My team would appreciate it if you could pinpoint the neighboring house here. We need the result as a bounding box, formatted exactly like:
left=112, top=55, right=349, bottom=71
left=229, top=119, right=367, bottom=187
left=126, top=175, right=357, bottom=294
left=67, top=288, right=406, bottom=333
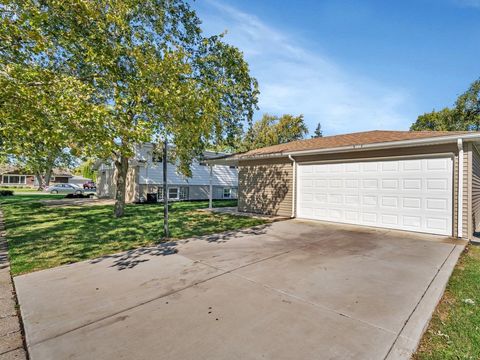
left=209, top=130, right=480, bottom=240
left=96, top=144, right=238, bottom=203
left=0, top=165, right=73, bottom=187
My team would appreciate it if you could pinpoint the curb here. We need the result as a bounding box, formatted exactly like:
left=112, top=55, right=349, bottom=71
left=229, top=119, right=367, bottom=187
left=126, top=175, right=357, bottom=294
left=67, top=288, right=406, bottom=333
left=385, top=243, right=465, bottom=359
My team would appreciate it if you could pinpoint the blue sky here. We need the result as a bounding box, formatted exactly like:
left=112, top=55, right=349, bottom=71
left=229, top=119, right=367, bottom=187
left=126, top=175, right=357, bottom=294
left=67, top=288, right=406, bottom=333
left=193, top=0, right=480, bottom=136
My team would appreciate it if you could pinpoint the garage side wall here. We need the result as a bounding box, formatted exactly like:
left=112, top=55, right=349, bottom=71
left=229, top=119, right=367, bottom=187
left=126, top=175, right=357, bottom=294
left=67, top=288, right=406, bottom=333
left=471, top=145, right=480, bottom=233
left=238, top=158, right=293, bottom=216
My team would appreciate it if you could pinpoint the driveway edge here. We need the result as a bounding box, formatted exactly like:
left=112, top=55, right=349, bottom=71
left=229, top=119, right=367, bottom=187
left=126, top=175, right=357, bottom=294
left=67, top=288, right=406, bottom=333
left=0, top=210, right=28, bottom=360
left=385, top=243, right=466, bottom=360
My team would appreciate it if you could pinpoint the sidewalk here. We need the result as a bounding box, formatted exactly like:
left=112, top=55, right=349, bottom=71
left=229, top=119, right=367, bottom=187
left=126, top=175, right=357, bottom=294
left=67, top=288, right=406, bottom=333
left=0, top=212, right=27, bottom=360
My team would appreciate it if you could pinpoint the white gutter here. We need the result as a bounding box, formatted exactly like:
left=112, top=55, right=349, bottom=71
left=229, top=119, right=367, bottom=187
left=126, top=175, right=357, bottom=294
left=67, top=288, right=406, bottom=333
left=457, top=138, right=463, bottom=238
left=288, top=155, right=296, bottom=218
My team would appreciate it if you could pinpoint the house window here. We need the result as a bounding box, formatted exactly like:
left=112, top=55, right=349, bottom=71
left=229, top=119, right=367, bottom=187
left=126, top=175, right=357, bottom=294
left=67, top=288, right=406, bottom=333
left=179, top=187, right=189, bottom=200
left=223, top=187, right=232, bottom=199
left=2, top=175, right=26, bottom=184
left=168, top=187, right=179, bottom=200
left=157, top=187, right=187, bottom=200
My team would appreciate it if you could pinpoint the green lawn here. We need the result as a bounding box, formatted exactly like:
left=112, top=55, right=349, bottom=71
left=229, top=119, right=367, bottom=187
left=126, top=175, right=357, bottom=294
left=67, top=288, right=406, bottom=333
left=0, top=187, right=40, bottom=193
left=0, top=195, right=265, bottom=275
left=414, top=245, right=480, bottom=360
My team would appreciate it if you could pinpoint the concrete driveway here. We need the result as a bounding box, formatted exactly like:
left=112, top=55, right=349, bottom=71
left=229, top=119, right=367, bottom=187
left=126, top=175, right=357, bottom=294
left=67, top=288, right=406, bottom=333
left=14, top=220, right=465, bottom=360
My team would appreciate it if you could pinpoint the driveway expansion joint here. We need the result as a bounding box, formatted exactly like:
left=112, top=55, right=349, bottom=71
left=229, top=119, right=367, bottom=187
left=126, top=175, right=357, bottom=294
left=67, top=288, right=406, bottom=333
left=184, top=241, right=399, bottom=336
left=229, top=264, right=398, bottom=336
left=30, top=247, right=300, bottom=347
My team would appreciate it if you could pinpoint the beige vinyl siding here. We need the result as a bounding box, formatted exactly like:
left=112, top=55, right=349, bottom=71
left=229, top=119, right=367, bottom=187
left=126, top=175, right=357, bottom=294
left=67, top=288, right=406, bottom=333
left=463, top=144, right=470, bottom=238
left=472, top=145, right=480, bottom=233
left=238, top=158, right=293, bottom=216
left=453, top=152, right=459, bottom=238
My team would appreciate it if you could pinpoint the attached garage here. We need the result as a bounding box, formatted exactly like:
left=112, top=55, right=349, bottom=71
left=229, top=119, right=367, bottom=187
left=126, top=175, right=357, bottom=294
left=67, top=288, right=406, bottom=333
left=296, top=157, right=453, bottom=236
left=210, top=130, right=480, bottom=240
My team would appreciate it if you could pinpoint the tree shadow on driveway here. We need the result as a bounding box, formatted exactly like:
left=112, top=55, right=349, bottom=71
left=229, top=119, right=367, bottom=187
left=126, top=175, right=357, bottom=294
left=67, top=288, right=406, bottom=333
left=89, top=223, right=273, bottom=271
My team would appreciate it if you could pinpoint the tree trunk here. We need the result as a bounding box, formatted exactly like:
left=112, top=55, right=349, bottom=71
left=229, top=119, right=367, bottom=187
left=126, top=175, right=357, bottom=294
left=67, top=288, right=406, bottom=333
left=114, top=155, right=129, bottom=218
left=44, top=166, right=53, bottom=187
left=35, top=172, right=44, bottom=191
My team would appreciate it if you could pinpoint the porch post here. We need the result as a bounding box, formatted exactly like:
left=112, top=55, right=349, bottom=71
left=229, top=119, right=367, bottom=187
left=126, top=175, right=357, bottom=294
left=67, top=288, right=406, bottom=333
left=209, top=164, right=213, bottom=209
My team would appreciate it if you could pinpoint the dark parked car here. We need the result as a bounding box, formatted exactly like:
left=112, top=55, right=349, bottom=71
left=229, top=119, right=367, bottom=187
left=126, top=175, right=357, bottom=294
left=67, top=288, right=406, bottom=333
left=83, top=181, right=96, bottom=190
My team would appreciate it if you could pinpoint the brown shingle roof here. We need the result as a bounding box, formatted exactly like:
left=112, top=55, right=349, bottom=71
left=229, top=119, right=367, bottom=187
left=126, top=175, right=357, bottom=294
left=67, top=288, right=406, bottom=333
left=239, top=130, right=472, bottom=158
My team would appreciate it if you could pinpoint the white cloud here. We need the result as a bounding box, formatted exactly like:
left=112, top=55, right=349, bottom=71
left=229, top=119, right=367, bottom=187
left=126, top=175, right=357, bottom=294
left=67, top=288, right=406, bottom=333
left=197, top=0, right=416, bottom=135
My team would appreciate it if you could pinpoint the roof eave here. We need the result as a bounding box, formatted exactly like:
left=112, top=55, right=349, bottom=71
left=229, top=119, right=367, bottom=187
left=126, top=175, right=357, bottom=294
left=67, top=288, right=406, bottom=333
left=206, top=132, right=480, bottom=165
left=285, top=132, right=480, bottom=157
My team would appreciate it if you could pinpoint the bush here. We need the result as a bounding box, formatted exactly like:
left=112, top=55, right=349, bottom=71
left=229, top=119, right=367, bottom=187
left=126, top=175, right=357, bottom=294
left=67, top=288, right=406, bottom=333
left=0, top=190, right=14, bottom=196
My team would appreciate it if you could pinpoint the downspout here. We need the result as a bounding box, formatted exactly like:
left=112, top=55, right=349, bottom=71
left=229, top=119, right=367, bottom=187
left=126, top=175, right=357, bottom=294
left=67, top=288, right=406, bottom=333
left=458, top=138, right=463, bottom=238
left=288, top=155, right=296, bottom=218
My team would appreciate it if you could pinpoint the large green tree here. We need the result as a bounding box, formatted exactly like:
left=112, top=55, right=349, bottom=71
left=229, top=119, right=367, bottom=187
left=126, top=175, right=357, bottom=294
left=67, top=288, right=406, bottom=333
left=455, top=79, right=480, bottom=130
left=1, top=1, right=258, bottom=216
left=0, top=64, right=105, bottom=188
left=241, top=114, right=308, bottom=151
left=410, top=78, right=480, bottom=131
left=410, top=108, right=458, bottom=131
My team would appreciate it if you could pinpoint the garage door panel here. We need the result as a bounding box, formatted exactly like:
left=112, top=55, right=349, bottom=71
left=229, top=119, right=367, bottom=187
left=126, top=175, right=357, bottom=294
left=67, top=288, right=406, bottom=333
left=427, top=158, right=449, bottom=170
left=362, top=195, right=377, bottom=206
left=345, top=210, right=359, bottom=221
left=381, top=179, right=399, bottom=189
left=297, top=157, right=453, bottom=236
left=381, top=214, right=399, bottom=225
left=403, top=160, right=422, bottom=171
left=381, top=196, right=398, bottom=208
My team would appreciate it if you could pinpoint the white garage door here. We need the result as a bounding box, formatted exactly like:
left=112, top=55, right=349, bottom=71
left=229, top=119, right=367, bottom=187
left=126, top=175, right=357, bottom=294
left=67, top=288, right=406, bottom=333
left=296, top=157, right=453, bottom=235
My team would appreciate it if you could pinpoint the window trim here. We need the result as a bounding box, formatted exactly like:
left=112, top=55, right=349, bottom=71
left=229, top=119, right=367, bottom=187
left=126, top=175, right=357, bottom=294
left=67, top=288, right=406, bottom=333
left=223, top=187, right=232, bottom=199
left=179, top=186, right=189, bottom=200
left=168, top=187, right=179, bottom=200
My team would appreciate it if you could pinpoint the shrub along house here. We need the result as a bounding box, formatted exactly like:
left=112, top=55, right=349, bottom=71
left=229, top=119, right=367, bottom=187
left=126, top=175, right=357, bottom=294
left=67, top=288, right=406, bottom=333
left=208, top=130, right=480, bottom=240
left=96, top=143, right=238, bottom=203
